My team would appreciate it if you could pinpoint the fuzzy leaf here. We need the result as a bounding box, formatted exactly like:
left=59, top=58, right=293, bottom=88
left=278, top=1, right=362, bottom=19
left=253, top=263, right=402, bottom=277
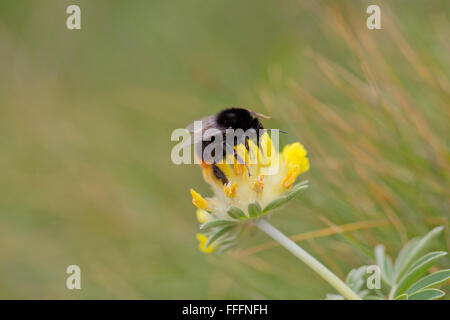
left=248, top=202, right=262, bottom=218
left=263, top=196, right=288, bottom=213
left=345, top=266, right=367, bottom=292
left=375, top=245, right=392, bottom=285
left=394, top=226, right=444, bottom=281
left=384, top=256, right=394, bottom=284
left=285, top=184, right=308, bottom=201
left=204, top=225, right=236, bottom=249
left=227, top=206, right=246, bottom=220
left=291, top=180, right=309, bottom=190
left=394, top=251, right=447, bottom=297
left=200, top=220, right=236, bottom=230
left=325, top=294, right=344, bottom=300
left=408, top=288, right=445, bottom=300
left=393, top=238, right=420, bottom=280
left=365, top=295, right=387, bottom=300
left=406, top=269, right=450, bottom=295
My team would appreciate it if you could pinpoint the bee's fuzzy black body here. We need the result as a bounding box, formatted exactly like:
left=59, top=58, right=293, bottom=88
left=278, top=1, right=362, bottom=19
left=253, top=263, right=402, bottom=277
left=216, top=108, right=264, bottom=133
left=204, top=108, right=266, bottom=185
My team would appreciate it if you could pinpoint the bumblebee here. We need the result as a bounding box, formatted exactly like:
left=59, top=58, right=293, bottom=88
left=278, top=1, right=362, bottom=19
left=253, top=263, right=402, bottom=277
left=186, top=108, right=271, bottom=185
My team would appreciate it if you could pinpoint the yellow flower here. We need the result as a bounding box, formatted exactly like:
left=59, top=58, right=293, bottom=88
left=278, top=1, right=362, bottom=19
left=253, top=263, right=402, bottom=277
left=196, top=233, right=216, bottom=253
left=191, top=132, right=309, bottom=253
left=190, top=188, right=209, bottom=210
left=252, top=174, right=264, bottom=193
left=196, top=208, right=211, bottom=224
left=283, top=142, right=310, bottom=172
left=223, top=182, right=237, bottom=198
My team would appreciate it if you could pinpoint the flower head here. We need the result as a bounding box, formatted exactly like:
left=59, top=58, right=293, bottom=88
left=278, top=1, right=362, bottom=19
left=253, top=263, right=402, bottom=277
left=191, top=132, right=309, bottom=253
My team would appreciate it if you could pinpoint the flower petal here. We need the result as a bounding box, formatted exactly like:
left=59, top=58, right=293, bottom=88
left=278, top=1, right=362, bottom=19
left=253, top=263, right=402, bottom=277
left=196, top=234, right=216, bottom=253
left=190, top=188, right=209, bottom=210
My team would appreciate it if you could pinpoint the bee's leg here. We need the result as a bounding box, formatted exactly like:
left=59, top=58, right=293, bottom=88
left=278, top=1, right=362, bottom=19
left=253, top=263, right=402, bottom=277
left=243, top=136, right=256, bottom=160
left=244, top=136, right=250, bottom=152
left=212, top=162, right=229, bottom=185
left=256, top=132, right=265, bottom=156
left=225, top=142, right=251, bottom=176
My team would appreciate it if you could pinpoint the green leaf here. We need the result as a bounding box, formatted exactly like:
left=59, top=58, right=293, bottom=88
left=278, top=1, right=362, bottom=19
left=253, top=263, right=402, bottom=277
left=285, top=184, right=308, bottom=201
left=200, top=220, right=236, bottom=230
left=384, top=256, right=394, bottom=284
left=406, top=269, right=450, bottom=295
left=248, top=202, right=262, bottom=217
left=394, top=226, right=444, bottom=281
left=365, top=295, right=387, bottom=300
left=204, top=225, right=236, bottom=249
left=394, top=251, right=447, bottom=296
left=394, top=294, right=408, bottom=300
left=260, top=181, right=308, bottom=213
left=375, top=245, right=385, bottom=268
left=375, top=245, right=393, bottom=285
left=227, top=206, right=246, bottom=220
left=345, top=266, right=367, bottom=292
left=325, top=294, right=344, bottom=300
left=393, top=238, right=420, bottom=280
left=408, top=288, right=445, bottom=300
left=263, top=196, right=288, bottom=213
left=291, top=180, right=309, bottom=190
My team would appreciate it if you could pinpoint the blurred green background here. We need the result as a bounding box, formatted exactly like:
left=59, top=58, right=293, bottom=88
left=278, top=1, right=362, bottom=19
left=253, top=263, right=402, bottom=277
left=0, top=0, right=448, bottom=299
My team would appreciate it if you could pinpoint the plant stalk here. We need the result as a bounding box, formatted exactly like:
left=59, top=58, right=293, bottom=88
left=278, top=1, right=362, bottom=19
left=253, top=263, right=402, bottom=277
left=255, top=219, right=361, bottom=300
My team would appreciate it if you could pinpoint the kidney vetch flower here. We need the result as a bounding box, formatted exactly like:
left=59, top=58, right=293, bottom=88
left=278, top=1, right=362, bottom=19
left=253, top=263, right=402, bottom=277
left=190, top=132, right=309, bottom=253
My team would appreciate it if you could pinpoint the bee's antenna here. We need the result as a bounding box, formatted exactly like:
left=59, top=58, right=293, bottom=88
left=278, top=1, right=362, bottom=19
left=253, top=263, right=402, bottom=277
left=250, top=111, right=272, bottom=119
left=268, top=129, right=288, bottom=134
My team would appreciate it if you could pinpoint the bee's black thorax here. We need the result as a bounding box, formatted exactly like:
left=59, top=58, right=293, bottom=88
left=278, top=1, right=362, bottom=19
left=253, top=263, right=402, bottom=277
left=216, top=108, right=263, bottom=132
left=207, top=108, right=266, bottom=185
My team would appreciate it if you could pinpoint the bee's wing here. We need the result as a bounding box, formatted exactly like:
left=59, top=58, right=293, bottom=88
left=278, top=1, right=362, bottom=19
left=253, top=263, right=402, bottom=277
left=186, top=115, right=215, bottom=132
left=184, top=115, right=219, bottom=146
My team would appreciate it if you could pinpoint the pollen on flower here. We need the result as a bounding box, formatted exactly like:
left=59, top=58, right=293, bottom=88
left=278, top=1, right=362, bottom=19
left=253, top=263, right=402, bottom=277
left=223, top=182, right=237, bottom=198
left=196, top=233, right=215, bottom=253
left=233, top=163, right=245, bottom=176
left=282, top=166, right=301, bottom=189
left=190, top=188, right=209, bottom=210
left=252, top=174, right=264, bottom=193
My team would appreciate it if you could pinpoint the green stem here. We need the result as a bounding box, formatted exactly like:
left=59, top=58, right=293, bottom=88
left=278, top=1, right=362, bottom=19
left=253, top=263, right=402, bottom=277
left=255, top=219, right=361, bottom=300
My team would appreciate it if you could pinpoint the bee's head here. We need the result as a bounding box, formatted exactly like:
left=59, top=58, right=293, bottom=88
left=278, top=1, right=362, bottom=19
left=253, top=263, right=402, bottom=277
left=216, top=108, right=265, bottom=131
